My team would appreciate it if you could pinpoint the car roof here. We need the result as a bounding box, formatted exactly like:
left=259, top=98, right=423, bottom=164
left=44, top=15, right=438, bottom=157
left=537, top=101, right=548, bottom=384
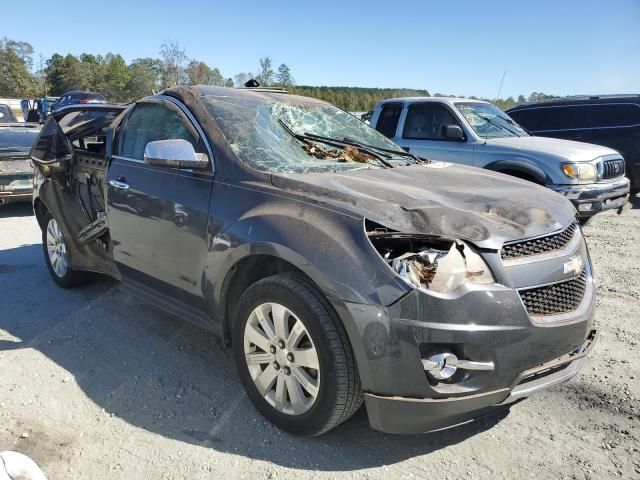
left=169, top=85, right=329, bottom=106
left=51, top=103, right=127, bottom=120
left=378, top=96, right=489, bottom=106
left=62, top=91, right=104, bottom=96
left=508, top=94, right=640, bottom=110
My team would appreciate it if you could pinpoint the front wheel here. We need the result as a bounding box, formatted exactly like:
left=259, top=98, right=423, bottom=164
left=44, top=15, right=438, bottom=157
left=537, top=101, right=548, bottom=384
left=578, top=216, right=594, bottom=227
left=232, top=274, right=363, bottom=436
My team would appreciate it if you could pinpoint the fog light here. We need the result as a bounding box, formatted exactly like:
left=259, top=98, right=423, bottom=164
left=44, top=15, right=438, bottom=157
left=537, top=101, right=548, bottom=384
left=421, top=351, right=495, bottom=381
left=422, top=352, right=459, bottom=380
left=578, top=203, right=593, bottom=212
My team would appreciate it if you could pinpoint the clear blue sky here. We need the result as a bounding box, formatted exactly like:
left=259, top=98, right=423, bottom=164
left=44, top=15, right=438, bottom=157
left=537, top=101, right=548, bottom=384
left=4, top=0, right=639, bottom=98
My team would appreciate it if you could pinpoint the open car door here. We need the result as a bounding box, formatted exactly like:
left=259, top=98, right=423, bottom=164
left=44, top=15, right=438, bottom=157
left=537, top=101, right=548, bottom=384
left=30, top=105, right=127, bottom=278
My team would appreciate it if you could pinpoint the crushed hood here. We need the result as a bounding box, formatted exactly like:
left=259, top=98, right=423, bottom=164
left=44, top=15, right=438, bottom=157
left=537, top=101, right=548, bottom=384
left=484, top=136, right=619, bottom=162
left=271, top=163, right=576, bottom=249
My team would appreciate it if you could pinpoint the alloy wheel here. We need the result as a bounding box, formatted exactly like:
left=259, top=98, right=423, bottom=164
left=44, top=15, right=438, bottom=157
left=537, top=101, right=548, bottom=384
left=46, top=218, right=68, bottom=278
left=243, top=302, right=320, bottom=415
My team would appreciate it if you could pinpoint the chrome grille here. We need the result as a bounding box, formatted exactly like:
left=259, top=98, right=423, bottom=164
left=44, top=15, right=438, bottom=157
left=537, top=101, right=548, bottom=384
left=501, top=223, right=577, bottom=260
left=602, top=158, right=625, bottom=179
left=519, top=270, right=587, bottom=316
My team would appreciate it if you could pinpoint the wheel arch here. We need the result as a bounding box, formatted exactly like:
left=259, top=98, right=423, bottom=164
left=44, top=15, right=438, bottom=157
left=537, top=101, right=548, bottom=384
left=32, top=196, right=49, bottom=230
left=484, top=159, right=549, bottom=185
left=218, top=250, right=331, bottom=347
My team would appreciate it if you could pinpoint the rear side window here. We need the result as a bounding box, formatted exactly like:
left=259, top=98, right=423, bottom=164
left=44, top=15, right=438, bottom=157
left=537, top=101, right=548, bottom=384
left=85, top=93, right=107, bottom=101
left=403, top=104, right=458, bottom=140
left=508, top=109, right=539, bottom=130
left=120, top=102, right=199, bottom=160
left=535, top=106, right=593, bottom=131
left=596, top=104, right=640, bottom=128
left=375, top=103, right=402, bottom=138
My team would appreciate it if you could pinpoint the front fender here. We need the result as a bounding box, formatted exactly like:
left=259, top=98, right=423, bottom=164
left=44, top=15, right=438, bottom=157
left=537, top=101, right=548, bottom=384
left=209, top=211, right=409, bottom=309
left=484, top=159, right=550, bottom=185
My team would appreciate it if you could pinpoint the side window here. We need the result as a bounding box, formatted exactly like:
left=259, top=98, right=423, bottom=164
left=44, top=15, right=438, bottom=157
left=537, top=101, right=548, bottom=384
left=120, top=103, right=200, bottom=160
left=403, top=104, right=459, bottom=140
left=375, top=104, right=402, bottom=138
left=508, top=109, right=539, bottom=131
left=536, top=106, right=593, bottom=131
left=596, top=104, right=640, bottom=128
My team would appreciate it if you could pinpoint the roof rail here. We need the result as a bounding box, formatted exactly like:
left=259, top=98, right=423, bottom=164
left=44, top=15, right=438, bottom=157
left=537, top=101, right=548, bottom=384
left=237, top=78, right=288, bottom=94
left=236, top=87, right=289, bottom=93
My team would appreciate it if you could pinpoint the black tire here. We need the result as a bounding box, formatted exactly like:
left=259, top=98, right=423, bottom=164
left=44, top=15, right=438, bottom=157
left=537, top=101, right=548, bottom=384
left=578, top=216, right=594, bottom=227
left=232, top=273, right=363, bottom=436
left=41, top=211, right=85, bottom=288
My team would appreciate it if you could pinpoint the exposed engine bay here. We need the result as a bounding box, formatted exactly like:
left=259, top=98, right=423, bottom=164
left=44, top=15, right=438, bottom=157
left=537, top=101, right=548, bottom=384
left=366, top=221, right=495, bottom=293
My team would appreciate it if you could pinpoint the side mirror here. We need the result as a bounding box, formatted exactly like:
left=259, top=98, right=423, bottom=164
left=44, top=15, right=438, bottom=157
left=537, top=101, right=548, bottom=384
left=443, top=125, right=465, bottom=141
left=144, top=139, right=209, bottom=170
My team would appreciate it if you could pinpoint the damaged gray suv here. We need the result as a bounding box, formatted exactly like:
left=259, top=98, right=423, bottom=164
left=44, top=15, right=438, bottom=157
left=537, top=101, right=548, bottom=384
left=30, top=86, right=597, bottom=436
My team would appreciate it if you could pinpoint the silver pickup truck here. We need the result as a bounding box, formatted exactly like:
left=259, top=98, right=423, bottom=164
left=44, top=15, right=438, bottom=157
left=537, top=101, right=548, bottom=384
left=370, top=97, right=630, bottom=223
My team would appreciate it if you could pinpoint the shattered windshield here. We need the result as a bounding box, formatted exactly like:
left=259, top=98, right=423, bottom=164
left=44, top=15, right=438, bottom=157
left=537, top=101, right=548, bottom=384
left=201, top=94, right=410, bottom=174
left=455, top=102, right=528, bottom=138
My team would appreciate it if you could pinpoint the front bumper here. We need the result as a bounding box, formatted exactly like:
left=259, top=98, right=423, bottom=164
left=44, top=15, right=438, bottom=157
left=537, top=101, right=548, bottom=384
left=329, top=230, right=596, bottom=434
left=364, top=330, right=596, bottom=434
left=550, top=177, right=630, bottom=217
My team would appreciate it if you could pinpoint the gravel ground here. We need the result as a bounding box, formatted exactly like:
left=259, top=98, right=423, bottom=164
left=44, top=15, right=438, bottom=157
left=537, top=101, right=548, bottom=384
left=1, top=199, right=639, bottom=480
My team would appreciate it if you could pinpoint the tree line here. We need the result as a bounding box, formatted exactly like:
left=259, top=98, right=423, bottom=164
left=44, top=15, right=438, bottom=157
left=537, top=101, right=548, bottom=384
left=1, top=37, right=559, bottom=111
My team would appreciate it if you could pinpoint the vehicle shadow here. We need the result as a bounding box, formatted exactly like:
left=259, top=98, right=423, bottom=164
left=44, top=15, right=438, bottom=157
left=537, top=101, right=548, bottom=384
left=0, top=243, right=509, bottom=472
left=0, top=203, right=33, bottom=218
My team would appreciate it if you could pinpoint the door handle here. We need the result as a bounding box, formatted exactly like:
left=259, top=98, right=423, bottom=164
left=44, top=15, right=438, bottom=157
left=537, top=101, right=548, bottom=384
left=109, top=179, right=129, bottom=190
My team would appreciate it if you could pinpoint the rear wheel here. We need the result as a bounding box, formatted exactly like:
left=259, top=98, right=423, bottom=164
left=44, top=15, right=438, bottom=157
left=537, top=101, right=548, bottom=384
left=42, top=212, right=84, bottom=288
left=232, top=273, right=362, bottom=436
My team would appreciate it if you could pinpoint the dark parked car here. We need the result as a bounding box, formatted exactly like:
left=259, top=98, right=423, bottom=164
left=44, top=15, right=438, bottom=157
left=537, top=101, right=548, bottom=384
left=507, top=95, right=640, bottom=193
left=0, top=104, right=18, bottom=123
left=30, top=86, right=596, bottom=436
left=54, top=91, right=107, bottom=110
left=0, top=123, right=40, bottom=206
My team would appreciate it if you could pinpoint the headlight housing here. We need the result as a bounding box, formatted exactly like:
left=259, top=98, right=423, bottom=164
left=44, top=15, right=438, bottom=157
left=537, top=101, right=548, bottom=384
left=561, top=162, right=597, bottom=181
left=367, top=222, right=495, bottom=293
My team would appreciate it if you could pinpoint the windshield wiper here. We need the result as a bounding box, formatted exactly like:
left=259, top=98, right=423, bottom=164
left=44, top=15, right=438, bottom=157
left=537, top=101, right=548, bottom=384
left=498, top=116, right=530, bottom=135
left=477, top=114, right=520, bottom=136
left=278, top=118, right=393, bottom=168
left=301, top=132, right=395, bottom=168
left=341, top=136, right=429, bottom=165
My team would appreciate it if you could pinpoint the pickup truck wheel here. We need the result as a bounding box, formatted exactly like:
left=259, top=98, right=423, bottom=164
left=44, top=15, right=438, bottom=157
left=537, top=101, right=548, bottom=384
left=232, top=273, right=363, bottom=436
left=42, top=213, right=83, bottom=288
left=578, top=216, right=594, bottom=227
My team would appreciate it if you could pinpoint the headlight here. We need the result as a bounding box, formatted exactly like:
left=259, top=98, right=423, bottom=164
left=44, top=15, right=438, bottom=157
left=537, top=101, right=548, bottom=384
left=561, top=163, right=597, bottom=181
left=367, top=223, right=495, bottom=293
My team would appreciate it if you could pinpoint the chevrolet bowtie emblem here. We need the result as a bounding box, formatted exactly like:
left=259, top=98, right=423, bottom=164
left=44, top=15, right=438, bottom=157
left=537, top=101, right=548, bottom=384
left=563, top=255, right=584, bottom=275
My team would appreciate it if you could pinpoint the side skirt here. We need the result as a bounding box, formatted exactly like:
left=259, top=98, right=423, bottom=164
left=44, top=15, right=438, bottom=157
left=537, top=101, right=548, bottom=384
left=120, top=276, right=220, bottom=337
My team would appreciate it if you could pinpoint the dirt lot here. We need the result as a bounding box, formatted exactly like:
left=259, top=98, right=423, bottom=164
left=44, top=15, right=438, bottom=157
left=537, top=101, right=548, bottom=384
left=1, top=200, right=639, bottom=480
